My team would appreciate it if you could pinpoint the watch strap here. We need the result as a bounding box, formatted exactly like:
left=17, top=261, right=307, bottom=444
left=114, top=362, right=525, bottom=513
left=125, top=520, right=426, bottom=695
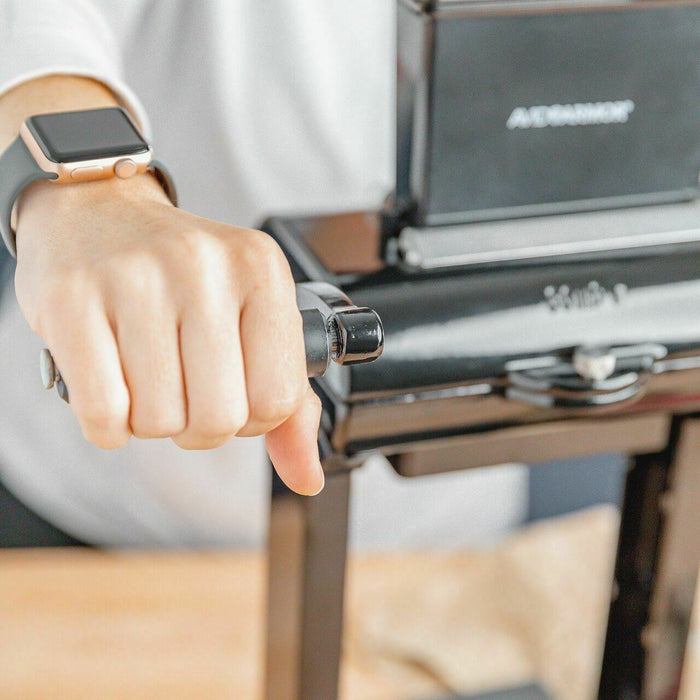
left=0, top=144, right=177, bottom=260
left=0, top=136, right=57, bottom=258
left=149, top=159, right=178, bottom=208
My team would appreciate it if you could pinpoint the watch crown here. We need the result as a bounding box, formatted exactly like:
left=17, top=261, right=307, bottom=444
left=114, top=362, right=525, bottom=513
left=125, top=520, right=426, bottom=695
left=114, top=158, right=138, bottom=179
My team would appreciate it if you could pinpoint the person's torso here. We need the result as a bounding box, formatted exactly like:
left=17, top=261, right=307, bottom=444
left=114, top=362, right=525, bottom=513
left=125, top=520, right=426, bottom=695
left=0, top=1, right=527, bottom=548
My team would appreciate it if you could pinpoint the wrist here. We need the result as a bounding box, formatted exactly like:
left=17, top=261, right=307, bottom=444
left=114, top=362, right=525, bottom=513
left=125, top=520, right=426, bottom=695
left=1, top=106, right=176, bottom=258
left=23, top=171, right=171, bottom=205
left=22, top=168, right=170, bottom=208
left=15, top=172, right=173, bottom=246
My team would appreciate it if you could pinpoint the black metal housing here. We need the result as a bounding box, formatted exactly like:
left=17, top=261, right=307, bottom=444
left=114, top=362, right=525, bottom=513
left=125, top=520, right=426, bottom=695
left=397, top=0, right=700, bottom=226
left=264, top=208, right=700, bottom=455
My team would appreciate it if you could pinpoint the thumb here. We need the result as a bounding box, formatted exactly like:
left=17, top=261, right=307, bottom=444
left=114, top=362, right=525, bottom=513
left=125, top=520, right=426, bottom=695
left=265, top=385, right=325, bottom=496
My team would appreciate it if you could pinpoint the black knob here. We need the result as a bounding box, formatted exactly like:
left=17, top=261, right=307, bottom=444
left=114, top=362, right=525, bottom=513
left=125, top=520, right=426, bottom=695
left=333, top=308, right=385, bottom=365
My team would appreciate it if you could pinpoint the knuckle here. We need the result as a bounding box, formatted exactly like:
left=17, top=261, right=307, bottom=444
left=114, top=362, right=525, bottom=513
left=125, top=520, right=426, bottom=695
left=77, top=398, right=128, bottom=433
left=172, top=434, right=230, bottom=451
left=169, top=229, right=220, bottom=271
left=305, top=389, right=323, bottom=426
left=187, top=405, right=249, bottom=441
left=77, top=397, right=130, bottom=449
left=109, top=251, right=166, bottom=297
left=248, top=399, right=290, bottom=428
left=250, top=381, right=306, bottom=426
left=308, top=388, right=323, bottom=415
left=240, top=230, right=289, bottom=273
left=131, top=412, right=187, bottom=440
left=36, top=274, right=87, bottom=314
left=83, top=428, right=130, bottom=451
left=245, top=228, right=279, bottom=255
left=31, top=273, right=99, bottom=335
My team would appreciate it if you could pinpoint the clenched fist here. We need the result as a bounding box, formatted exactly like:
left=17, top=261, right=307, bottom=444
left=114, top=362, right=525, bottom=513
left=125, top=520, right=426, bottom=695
left=13, top=173, right=324, bottom=496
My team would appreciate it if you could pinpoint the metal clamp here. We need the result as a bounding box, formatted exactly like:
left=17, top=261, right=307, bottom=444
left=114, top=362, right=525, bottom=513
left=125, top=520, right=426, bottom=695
left=505, top=343, right=667, bottom=409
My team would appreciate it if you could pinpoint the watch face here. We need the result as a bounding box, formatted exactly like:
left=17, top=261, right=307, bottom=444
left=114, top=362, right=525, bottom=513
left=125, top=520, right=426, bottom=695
left=26, top=107, right=149, bottom=163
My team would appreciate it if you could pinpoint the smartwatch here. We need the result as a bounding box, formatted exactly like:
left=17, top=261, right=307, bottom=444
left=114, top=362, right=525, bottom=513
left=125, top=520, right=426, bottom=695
left=0, top=106, right=177, bottom=258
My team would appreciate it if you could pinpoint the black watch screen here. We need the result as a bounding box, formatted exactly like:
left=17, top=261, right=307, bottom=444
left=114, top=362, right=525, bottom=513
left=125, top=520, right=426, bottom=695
left=26, top=107, right=149, bottom=163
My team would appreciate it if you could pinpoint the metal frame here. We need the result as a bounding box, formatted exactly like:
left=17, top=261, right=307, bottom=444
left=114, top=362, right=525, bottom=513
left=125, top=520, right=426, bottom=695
left=265, top=413, right=700, bottom=700
left=264, top=466, right=351, bottom=700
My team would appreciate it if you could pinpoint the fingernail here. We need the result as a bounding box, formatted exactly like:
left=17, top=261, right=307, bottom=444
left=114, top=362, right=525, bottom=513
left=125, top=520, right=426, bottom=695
left=308, top=461, right=325, bottom=496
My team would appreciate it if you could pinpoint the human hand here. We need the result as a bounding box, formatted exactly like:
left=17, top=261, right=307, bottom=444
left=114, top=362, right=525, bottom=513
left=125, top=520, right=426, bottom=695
left=13, top=174, right=324, bottom=496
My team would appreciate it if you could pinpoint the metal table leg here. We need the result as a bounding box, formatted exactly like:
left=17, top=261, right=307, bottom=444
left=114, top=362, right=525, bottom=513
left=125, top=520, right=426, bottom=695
left=643, top=417, right=700, bottom=700
left=264, top=417, right=698, bottom=700
left=598, top=416, right=700, bottom=700
left=264, top=461, right=351, bottom=700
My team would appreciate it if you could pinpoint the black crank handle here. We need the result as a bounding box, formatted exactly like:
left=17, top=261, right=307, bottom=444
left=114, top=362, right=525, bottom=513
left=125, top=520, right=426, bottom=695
left=39, top=282, right=384, bottom=403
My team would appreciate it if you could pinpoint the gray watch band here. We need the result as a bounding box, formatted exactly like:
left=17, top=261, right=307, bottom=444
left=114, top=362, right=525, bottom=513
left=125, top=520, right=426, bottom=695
left=0, top=136, right=57, bottom=258
left=0, top=140, right=178, bottom=260
left=149, top=159, right=178, bottom=209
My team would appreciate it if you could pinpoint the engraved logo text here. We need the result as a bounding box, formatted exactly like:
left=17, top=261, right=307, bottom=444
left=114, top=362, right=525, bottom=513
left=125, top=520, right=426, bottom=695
left=507, top=100, right=635, bottom=130
left=544, top=281, right=628, bottom=312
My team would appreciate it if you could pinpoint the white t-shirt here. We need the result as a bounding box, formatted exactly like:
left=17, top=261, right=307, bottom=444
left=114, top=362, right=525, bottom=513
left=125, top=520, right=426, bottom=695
left=0, top=0, right=527, bottom=547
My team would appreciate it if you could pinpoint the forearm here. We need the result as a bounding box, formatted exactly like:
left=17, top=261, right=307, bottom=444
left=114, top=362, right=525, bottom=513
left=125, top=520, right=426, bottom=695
left=0, top=75, right=119, bottom=154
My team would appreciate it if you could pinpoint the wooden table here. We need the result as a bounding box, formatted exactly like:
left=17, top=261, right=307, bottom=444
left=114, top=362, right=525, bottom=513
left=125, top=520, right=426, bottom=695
left=0, top=507, right=696, bottom=700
